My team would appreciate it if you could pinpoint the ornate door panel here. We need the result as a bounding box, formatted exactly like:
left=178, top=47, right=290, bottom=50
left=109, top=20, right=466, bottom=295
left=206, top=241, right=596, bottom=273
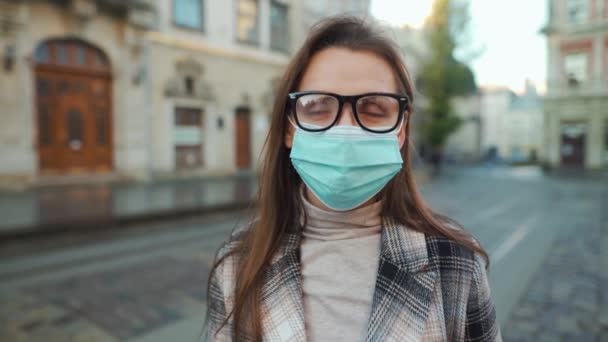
left=57, top=87, right=90, bottom=171
left=235, top=107, right=251, bottom=170
left=89, top=78, right=113, bottom=171
left=36, top=73, right=59, bottom=171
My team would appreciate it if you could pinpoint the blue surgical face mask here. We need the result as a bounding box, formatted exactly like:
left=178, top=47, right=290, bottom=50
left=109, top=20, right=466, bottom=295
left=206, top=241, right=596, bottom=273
left=289, top=122, right=403, bottom=211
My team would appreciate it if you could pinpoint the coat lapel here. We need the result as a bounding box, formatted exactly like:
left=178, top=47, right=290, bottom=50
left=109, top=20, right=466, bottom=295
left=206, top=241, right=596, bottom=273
left=365, top=218, right=439, bottom=342
left=259, top=219, right=439, bottom=341
left=260, top=232, right=307, bottom=342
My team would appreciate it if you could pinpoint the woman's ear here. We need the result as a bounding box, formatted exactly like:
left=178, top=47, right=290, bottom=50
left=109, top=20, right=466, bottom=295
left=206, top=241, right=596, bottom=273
left=285, top=115, right=295, bottom=148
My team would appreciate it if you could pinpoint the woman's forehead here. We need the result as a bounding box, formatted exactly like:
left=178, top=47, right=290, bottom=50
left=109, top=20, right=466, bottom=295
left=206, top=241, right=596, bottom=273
left=297, top=47, right=398, bottom=94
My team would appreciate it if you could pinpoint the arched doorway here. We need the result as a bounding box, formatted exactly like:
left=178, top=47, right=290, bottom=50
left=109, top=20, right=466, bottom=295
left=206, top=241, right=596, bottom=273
left=34, top=38, right=113, bottom=173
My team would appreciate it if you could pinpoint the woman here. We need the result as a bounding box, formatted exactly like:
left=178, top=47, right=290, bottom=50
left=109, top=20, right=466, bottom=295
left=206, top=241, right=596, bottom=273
left=203, top=15, right=502, bottom=341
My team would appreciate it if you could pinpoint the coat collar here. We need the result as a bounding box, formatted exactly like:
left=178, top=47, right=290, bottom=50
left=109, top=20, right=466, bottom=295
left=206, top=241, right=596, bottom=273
left=260, top=218, right=440, bottom=341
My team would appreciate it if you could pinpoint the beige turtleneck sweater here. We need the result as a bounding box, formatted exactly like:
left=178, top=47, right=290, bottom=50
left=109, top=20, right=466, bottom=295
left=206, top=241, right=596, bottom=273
left=299, top=186, right=382, bottom=341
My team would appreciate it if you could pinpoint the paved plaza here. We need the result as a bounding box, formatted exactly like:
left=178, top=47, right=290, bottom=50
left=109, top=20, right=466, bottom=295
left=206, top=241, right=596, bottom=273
left=0, top=166, right=606, bottom=341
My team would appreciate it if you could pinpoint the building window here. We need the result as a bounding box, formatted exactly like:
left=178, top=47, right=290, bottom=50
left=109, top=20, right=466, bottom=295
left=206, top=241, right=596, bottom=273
left=548, top=0, right=554, bottom=22
left=236, top=0, right=259, bottom=45
left=75, top=45, right=86, bottom=66
left=38, top=106, right=52, bottom=146
left=96, top=108, right=108, bottom=145
left=567, top=0, right=587, bottom=23
left=56, top=41, right=69, bottom=65
left=174, top=107, right=204, bottom=168
left=270, top=1, right=289, bottom=52
left=68, top=108, right=84, bottom=144
left=564, top=53, right=588, bottom=85
left=174, top=0, right=204, bottom=30
left=185, top=76, right=195, bottom=95
left=34, top=39, right=111, bottom=72
left=34, top=43, right=50, bottom=63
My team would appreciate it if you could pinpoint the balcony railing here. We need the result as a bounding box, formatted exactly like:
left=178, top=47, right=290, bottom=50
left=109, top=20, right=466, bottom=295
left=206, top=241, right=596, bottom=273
left=546, top=78, right=608, bottom=98
left=94, top=0, right=157, bottom=29
left=541, top=18, right=608, bottom=35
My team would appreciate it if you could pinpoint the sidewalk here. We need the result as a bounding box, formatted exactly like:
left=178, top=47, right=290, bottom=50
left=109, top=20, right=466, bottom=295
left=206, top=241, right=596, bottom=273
left=544, top=167, right=608, bottom=181
left=0, top=175, right=258, bottom=240
left=0, top=165, right=435, bottom=241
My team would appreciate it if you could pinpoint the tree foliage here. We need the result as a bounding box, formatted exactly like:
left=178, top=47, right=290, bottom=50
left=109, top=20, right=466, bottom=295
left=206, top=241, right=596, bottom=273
left=419, top=0, right=478, bottom=148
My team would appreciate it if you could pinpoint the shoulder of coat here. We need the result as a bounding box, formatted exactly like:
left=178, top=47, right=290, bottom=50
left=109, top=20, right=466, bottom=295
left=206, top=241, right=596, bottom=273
left=425, top=233, right=478, bottom=273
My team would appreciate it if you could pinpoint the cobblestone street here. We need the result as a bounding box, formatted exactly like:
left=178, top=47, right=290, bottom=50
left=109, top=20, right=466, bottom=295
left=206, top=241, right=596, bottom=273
left=0, top=166, right=606, bottom=341
left=0, top=212, right=238, bottom=342
left=502, top=188, right=608, bottom=341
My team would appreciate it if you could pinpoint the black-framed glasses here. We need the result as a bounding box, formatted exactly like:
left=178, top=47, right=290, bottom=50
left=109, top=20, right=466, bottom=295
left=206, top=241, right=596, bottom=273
left=288, top=91, right=409, bottom=133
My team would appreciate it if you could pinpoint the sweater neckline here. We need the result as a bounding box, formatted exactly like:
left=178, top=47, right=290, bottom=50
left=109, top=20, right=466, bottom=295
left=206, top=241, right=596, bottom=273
left=300, top=185, right=383, bottom=241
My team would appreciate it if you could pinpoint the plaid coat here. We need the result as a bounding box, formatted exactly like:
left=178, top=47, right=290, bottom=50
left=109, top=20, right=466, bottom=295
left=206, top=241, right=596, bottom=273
left=202, top=218, right=502, bottom=341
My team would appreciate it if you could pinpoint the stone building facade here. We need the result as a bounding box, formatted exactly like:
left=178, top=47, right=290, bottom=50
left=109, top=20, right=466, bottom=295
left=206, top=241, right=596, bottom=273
left=477, top=84, right=544, bottom=163
left=0, top=0, right=370, bottom=183
left=542, top=0, right=608, bottom=169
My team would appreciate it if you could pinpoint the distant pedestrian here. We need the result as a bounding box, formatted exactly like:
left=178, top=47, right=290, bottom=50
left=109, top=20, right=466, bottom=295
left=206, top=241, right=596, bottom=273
left=202, top=15, right=501, bottom=342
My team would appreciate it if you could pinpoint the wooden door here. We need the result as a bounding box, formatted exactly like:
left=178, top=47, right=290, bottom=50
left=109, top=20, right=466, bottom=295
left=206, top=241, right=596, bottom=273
left=37, top=72, right=112, bottom=173
left=34, top=38, right=113, bottom=174
left=235, top=107, right=251, bottom=170
left=560, top=122, right=586, bottom=167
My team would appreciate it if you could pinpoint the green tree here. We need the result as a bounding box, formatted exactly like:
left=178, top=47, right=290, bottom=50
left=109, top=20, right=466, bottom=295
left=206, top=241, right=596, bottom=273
left=418, top=0, right=478, bottom=155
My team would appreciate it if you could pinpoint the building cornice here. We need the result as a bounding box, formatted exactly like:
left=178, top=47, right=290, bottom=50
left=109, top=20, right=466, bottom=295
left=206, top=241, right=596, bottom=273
left=145, top=31, right=290, bottom=67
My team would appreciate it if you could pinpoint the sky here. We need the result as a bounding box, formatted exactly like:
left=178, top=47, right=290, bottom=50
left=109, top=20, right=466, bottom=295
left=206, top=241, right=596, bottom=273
left=370, top=0, right=548, bottom=94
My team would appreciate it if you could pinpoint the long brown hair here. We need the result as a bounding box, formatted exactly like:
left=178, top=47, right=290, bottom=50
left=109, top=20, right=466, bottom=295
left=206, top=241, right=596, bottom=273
left=207, top=15, right=488, bottom=341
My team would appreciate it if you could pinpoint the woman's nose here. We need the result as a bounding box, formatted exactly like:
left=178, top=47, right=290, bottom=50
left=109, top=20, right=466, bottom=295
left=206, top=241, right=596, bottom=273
left=335, top=103, right=357, bottom=126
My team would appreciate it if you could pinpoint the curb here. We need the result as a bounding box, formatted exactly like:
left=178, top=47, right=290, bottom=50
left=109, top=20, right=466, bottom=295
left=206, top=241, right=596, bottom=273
left=0, top=201, right=253, bottom=242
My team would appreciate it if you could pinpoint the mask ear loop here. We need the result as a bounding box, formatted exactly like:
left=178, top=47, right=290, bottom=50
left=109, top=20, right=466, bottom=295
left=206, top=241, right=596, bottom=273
left=285, top=99, right=297, bottom=128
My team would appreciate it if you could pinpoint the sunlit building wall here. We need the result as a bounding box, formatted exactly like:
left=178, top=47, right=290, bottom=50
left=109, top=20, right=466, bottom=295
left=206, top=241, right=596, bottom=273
left=542, top=0, right=608, bottom=169
left=478, top=85, right=544, bottom=163
left=444, top=94, right=483, bottom=162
